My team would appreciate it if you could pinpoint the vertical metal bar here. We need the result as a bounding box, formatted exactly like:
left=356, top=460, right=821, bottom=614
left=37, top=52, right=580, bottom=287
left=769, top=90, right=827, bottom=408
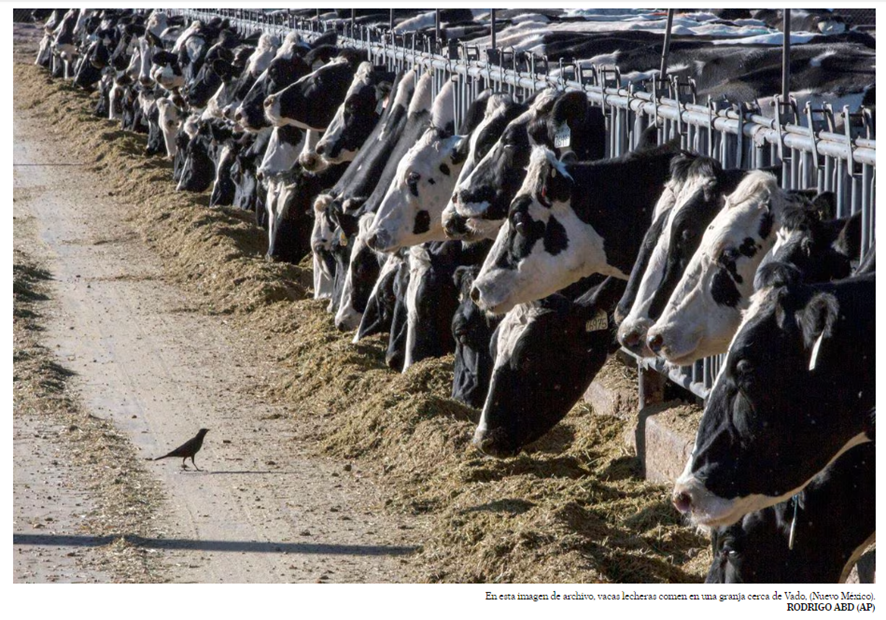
left=351, top=9, right=356, bottom=38
left=782, top=9, right=792, bottom=105
left=390, top=8, right=394, bottom=32
left=490, top=9, right=496, bottom=50
left=435, top=9, right=440, bottom=50
left=660, top=9, right=675, bottom=81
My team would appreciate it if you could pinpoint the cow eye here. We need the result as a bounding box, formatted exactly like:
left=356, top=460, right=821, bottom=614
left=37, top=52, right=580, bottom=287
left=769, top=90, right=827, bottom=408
left=736, top=359, right=752, bottom=376
left=512, top=212, right=527, bottom=236
left=407, top=171, right=420, bottom=184
left=681, top=228, right=694, bottom=243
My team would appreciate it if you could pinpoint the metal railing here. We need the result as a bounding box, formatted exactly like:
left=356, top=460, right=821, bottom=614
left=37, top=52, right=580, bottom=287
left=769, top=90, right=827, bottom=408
left=169, top=8, right=875, bottom=400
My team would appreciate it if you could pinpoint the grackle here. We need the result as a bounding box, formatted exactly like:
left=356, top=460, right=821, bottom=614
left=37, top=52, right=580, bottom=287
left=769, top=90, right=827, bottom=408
left=152, top=428, right=209, bottom=470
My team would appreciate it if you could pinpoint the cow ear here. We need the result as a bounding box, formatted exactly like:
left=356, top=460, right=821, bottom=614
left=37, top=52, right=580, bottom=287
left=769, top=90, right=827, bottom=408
left=811, top=191, right=837, bottom=221
left=797, top=291, right=839, bottom=370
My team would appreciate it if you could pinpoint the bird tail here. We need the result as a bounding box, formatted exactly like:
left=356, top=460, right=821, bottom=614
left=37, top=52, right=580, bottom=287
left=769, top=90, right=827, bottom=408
left=153, top=455, right=170, bottom=461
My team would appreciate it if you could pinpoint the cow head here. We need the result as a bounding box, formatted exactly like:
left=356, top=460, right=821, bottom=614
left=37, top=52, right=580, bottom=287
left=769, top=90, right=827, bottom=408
left=264, top=54, right=363, bottom=131
left=309, top=62, right=392, bottom=170
left=473, top=277, right=624, bottom=457
left=470, top=147, right=593, bottom=315
left=672, top=267, right=874, bottom=527
left=618, top=157, right=745, bottom=357
left=367, top=128, right=466, bottom=252
left=645, top=171, right=783, bottom=365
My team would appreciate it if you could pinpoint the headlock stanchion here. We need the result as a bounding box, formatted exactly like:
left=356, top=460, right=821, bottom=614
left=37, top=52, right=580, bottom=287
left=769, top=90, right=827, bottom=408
left=168, top=8, right=875, bottom=401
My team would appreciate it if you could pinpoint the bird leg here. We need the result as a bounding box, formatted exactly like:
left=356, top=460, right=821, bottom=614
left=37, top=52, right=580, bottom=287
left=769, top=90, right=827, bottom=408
left=191, top=456, right=201, bottom=471
left=181, top=458, right=189, bottom=470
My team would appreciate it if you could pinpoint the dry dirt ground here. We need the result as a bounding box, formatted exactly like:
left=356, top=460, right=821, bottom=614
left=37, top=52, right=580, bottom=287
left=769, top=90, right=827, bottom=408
left=13, top=23, right=712, bottom=584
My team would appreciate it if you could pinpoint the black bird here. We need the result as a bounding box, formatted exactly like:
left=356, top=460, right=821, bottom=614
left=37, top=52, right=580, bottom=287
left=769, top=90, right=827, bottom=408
left=153, top=428, right=209, bottom=470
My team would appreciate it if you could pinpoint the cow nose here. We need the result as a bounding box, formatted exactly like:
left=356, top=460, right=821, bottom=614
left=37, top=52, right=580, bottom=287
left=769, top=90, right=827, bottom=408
left=621, top=328, right=642, bottom=349
left=315, top=142, right=326, bottom=156
left=234, top=110, right=243, bottom=122
left=470, top=286, right=481, bottom=303
left=673, top=491, right=692, bottom=514
left=647, top=333, right=664, bottom=354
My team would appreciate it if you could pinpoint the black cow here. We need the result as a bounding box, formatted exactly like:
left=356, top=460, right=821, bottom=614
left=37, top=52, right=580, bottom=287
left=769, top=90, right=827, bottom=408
left=673, top=266, right=875, bottom=527
left=706, top=442, right=875, bottom=583
left=473, top=276, right=626, bottom=457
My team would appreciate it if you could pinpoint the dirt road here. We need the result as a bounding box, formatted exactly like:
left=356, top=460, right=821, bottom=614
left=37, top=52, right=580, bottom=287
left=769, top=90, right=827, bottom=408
left=13, top=105, right=424, bottom=583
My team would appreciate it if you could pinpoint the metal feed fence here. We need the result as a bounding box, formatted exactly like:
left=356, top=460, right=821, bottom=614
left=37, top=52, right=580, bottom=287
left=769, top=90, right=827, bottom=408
left=170, top=8, right=875, bottom=401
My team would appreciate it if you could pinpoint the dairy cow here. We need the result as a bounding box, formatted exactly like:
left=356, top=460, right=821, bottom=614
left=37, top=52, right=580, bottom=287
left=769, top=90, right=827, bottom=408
left=617, top=156, right=750, bottom=357
left=645, top=173, right=830, bottom=365
left=471, top=141, right=680, bottom=315
left=473, top=276, right=625, bottom=456
left=706, top=442, right=875, bottom=584
left=672, top=265, right=874, bottom=527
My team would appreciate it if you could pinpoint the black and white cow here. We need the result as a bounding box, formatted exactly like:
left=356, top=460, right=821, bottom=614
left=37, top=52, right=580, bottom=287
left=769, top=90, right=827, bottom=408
left=354, top=250, right=407, bottom=342
left=263, top=49, right=367, bottom=131
left=754, top=198, right=860, bottom=288
left=672, top=265, right=874, bottom=527
left=440, top=92, right=526, bottom=239
left=366, top=80, right=468, bottom=252
left=645, top=173, right=829, bottom=365
left=307, top=62, right=395, bottom=172
left=402, top=241, right=463, bottom=371
left=334, top=213, right=387, bottom=330
left=472, top=276, right=625, bottom=457
left=445, top=89, right=608, bottom=243
left=616, top=155, right=750, bottom=357
left=450, top=257, right=500, bottom=409
left=471, top=141, right=680, bottom=315
left=706, top=442, right=875, bottom=584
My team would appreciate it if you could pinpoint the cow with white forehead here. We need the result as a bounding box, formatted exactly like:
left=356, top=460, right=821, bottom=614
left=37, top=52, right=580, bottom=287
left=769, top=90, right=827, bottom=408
left=310, top=195, right=338, bottom=301
left=156, top=96, right=184, bottom=159
left=304, top=62, right=395, bottom=172
left=672, top=264, right=874, bottom=527
left=366, top=80, right=475, bottom=252
left=471, top=141, right=680, bottom=315
left=473, top=276, right=624, bottom=457
left=616, top=155, right=750, bottom=357
left=645, top=172, right=828, bottom=365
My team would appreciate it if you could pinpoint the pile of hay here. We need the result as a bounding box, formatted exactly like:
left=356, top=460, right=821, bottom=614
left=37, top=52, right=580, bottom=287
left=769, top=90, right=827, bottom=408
left=15, top=62, right=710, bottom=583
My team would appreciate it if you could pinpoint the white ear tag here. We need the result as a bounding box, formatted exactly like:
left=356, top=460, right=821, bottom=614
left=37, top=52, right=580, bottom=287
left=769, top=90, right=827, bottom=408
left=554, top=123, right=571, bottom=149
left=808, top=331, right=825, bottom=371
left=339, top=231, right=349, bottom=247
left=585, top=309, right=608, bottom=333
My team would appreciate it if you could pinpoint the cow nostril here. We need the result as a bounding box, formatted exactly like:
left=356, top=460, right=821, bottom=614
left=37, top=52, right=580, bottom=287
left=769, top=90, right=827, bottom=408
left=315, top=143, right=325, bottom=155
left=234, top=111, right=242, bottom=122
left=648, top=333, right=664, bottom=354
left=673, top=491, right=692, bottom=514
left=622, top=329, right=641, bottom=348
left=264, top=96, right=274, bottom=108
left=470, top=287, right=480, bottom=303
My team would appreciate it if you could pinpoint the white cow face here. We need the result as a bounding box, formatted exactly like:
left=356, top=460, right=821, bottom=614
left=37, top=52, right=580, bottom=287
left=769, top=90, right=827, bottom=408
left=367, top=130, right=466, bottom=252
left=156, top=97, right=182, bottom=159
left=645, top=171, right=789, bottom=365
left=471, top=147, right=614, bottom=315
left=310, top=195, right=336, bottom=300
